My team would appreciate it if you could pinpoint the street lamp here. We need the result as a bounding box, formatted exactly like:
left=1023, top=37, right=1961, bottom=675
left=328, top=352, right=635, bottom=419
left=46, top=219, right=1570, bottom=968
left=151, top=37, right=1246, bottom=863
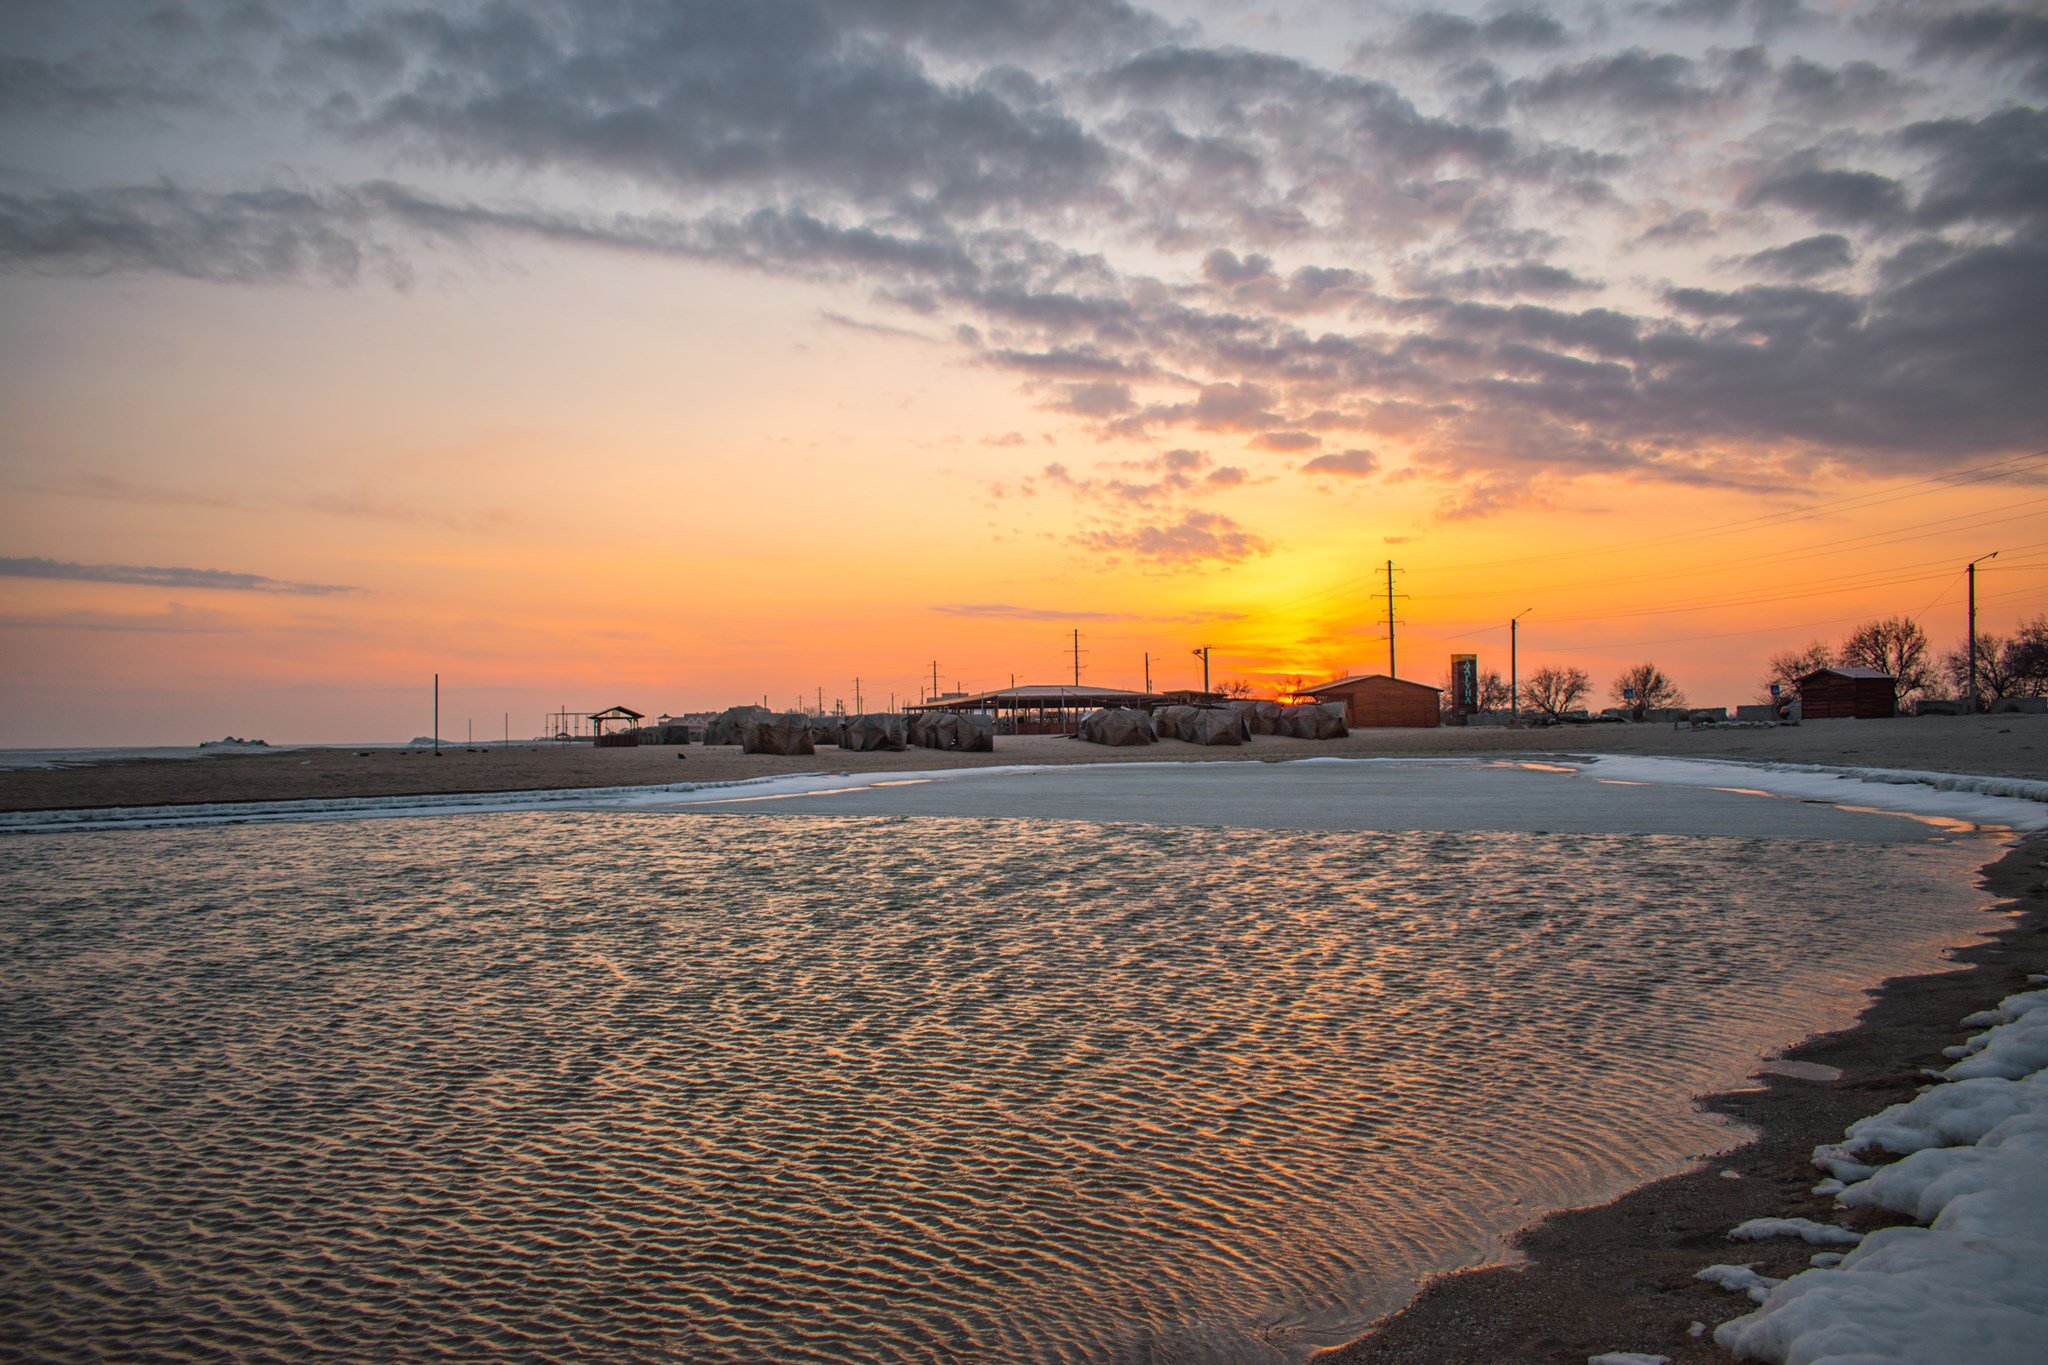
left=1510, top=609, right=1533, bottom=726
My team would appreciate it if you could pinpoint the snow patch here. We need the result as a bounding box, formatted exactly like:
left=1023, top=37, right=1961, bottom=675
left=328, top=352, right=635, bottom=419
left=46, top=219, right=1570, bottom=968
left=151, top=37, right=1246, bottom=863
left=1718, top=990, right=2048, bottom=1362
left=1729, top=1217, right=1863, bottom=1247
left=1698, top=1263, right=1783, bottom=1302
left=1583, top=756, right=2048, bottom=830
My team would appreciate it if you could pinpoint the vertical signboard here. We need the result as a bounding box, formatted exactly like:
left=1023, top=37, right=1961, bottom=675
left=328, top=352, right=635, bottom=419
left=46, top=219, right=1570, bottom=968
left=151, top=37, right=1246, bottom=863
left=1450, top=654, right=1479, bottom=721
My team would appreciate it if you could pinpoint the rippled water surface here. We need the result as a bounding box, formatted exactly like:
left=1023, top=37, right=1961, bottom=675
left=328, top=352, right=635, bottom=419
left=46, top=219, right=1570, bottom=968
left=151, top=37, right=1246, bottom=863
left=0, top=812, right=1991, bottom=1361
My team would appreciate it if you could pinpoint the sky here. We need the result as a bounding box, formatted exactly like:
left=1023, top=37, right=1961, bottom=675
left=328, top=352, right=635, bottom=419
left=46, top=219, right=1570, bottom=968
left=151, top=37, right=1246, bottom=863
left=2, top=0, right=2045, bottom=745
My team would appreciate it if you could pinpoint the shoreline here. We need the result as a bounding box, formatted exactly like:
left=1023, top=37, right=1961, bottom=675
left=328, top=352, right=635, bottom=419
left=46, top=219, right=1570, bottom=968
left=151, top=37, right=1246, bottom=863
left=2, top=713, right=2041, bottom=812
left=1314, top=831, right=2047, bottom=1364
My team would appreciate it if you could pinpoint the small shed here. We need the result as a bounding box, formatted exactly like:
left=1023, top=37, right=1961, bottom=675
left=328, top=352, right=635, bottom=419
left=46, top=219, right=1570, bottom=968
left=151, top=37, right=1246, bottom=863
left=1294, top=674, right=1442, bottom=728
left=1797, top=667, right=1897, bottom=720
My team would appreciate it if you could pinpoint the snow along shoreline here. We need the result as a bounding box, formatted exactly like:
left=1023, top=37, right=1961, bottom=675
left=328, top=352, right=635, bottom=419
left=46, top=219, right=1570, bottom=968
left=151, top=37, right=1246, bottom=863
left=2, top=752, right=2045, bottom=834
left=1638, top=975, right=2048, bottom=1365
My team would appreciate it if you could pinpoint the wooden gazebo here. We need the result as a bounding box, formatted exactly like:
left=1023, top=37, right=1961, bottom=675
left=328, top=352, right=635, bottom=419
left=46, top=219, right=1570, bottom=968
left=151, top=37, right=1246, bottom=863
left=588, top=704, right=645, bottom=747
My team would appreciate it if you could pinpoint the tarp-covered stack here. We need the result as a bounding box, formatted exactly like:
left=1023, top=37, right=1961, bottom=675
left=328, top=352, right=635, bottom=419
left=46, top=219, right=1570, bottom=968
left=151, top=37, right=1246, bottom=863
left=840, top=714, right=907, bottom=752
left=705, top=705, right=772, bottom=745
left=808, top=716, right=845, bottom=748
left=1230, top=699, right=1286, bottom=735
left=1282, top=702, right=1348, bottom=739
left=910, top=712, right=996, bottom=752
left=740, top=713, right=816, bottom=755
left=648, top=721, right=694, bottom=745
left=1171, top=706, right=1245, bottom=746
left=1078, top=707, right=1156, bottom=746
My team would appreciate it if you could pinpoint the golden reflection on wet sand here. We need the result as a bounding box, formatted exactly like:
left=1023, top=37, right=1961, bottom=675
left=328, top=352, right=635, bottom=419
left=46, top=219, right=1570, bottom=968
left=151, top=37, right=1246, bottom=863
left=0, top=813, right=1991, bottom=1361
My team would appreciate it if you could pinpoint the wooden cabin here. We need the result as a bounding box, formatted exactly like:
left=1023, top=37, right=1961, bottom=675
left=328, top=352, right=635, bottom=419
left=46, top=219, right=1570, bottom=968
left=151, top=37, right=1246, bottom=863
left=1294, top=674, right=1442, bottom=728
left=1797, top=667, right=1897, bottom=720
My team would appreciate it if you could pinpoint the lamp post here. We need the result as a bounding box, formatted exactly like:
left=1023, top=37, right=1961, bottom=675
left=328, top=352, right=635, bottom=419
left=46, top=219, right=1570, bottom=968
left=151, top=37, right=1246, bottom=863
left=1509, top=609, right=1532, bottom=726
left=1967, top=551, right=2000, bottom=712
left=1192, top=646, right=1211, bottom=695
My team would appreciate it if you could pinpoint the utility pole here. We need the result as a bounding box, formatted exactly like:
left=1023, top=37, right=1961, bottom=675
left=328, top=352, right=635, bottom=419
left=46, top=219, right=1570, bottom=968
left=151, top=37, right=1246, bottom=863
left=433, top=673, right=439, bottom=755
left=1968, top=551, right=2000, bottom=712
left=1382, top=560, right=1401, bottom=678
left=816, top=686, right=823, bottom=715
left=1070, top=629, right=1084, bottom=686
left=930, top=660, right=941, bottom=700
left=1510, top=608, right=1532, bottom=726
left=1144, top=651, right=1152, bottom=693
left=854, top=677, right=863, bottom=714
left=1192, top=646, right=1211, bottom=695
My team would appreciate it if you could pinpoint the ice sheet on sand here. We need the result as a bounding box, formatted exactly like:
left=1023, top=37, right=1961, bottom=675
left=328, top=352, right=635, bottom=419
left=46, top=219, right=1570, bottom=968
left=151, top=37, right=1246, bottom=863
left=1582, top=756, right=2048, bottom=830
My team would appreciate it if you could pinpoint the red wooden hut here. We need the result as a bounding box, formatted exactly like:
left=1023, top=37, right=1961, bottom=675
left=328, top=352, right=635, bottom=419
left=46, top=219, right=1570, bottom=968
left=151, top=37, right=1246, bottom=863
left=1294, top=674, right=1442, bottom=728
left=1797, top=667, right=1897, bottom=720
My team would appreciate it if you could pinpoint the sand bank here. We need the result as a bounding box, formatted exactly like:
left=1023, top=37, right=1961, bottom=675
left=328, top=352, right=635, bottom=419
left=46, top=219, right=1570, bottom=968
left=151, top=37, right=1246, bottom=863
left=2, top=713, right=2041, bottom=813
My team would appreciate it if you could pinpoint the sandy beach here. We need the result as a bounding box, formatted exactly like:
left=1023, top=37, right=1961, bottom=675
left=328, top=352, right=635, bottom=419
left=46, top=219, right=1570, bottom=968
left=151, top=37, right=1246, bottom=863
left=3, top=713, right=2042, bottom=812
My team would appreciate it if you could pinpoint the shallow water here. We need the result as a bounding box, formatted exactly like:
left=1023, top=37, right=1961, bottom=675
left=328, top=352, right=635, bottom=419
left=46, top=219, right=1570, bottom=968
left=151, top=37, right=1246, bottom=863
left=0, top=811, right=1992, bottom=1361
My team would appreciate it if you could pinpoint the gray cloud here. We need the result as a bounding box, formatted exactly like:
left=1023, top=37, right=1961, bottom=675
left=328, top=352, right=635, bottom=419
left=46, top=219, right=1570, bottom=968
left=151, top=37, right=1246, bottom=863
left=931, top=602, right=1127, bottom=621
left=1514, top=49, right=1719, bottom=113
left=1738, top=232, right=1853, bottom=279
left=1302, top=448, right=1380, bottom=477
left=1072, top=510, right=1270, bottom=565
left=0, top=182, right=392, bottom=285
left=1390, top=9, right=1568, bottom=59
left=1901, top=4, right=2048, bottom=94
left=1743, top=164, right=1909, bottom=225
left=1, top=555, right=358, bottom=595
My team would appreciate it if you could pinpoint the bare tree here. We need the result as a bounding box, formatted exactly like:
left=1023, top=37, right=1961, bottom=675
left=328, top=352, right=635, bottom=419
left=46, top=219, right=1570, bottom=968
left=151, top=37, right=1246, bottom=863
left=1840, top=617, right=1933, bottom=700
left=1218, top=678, right=1255, bottom=699
left=1611, top=662, right=1684, bottom=720
left=1281, top=673, right=1307, bottom=700
left=1477, top=669, right=1511, bottom=711
left=1940, top=633, right=2012, bottom=707
left=1525, top=665, right=1591, bottom=721
left=1758, top=641, right=1834, bottom=703
left=2007, top=616, right=2048, bottom=696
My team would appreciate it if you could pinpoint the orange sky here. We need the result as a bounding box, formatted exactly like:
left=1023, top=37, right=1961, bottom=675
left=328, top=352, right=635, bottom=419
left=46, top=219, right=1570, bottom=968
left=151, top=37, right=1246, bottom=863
left=2, top=2, right=2044, bottom=745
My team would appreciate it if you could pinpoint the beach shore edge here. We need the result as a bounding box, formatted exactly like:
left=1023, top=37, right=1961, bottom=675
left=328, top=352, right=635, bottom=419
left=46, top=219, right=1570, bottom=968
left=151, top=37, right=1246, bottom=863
left=1313, top=831, right=2048, bottom=1365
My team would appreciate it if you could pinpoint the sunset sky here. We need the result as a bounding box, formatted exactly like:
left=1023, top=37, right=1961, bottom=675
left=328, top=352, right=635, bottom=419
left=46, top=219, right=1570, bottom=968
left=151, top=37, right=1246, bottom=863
left=3, top=0, right=2044, bottom=745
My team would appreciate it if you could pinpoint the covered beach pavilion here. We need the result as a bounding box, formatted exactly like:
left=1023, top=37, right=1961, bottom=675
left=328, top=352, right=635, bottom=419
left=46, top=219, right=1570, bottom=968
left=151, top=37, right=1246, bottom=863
left=905, top=684, right=1166, bottom=736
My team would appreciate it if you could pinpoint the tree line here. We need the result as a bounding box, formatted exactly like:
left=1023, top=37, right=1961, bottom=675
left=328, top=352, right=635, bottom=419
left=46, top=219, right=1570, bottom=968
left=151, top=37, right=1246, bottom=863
left=1426, top=611, right=2047, bottom=722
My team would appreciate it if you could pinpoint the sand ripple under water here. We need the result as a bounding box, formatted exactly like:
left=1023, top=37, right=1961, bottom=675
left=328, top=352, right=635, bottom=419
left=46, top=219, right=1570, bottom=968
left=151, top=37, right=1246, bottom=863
left=0, top=813, right=1990, bottom=1361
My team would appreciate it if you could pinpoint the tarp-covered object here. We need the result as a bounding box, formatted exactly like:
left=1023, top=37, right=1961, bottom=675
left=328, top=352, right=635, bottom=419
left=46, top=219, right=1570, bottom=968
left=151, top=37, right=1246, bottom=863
left=840, top=714, right=907, bottom=752
left=705, top=705, right=772, bottom=746
left=1177, top=706, right=1245, bottom=746
left=911, top=712, right=995, bottom=752
left=740, top=713, right=816, bottom=755
left=1079, top=707, right=1156, bottom=746
left=1230, top=699, right=1286, bottom=735
left=1284, top=702, right=1349, bottom=739
left=808, top=716, right=845, bottom=748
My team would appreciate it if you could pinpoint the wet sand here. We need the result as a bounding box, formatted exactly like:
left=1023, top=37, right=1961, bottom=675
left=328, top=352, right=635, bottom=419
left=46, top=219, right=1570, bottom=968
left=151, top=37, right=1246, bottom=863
left=3, top=712, right=2042, bottom=811
left=1315, top=832, right=2048, bottom=1365
left=5, top=716, right=2044, bottom=1362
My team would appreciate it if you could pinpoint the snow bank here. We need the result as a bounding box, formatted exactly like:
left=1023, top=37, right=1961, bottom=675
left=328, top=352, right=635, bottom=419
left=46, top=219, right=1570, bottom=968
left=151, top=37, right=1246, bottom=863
left=1713, top=995, right=2048, bottom=1361
left=1843, top=1071, right=2048, bottom=1154
left=1584, top=756, right=2048, bottom=831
